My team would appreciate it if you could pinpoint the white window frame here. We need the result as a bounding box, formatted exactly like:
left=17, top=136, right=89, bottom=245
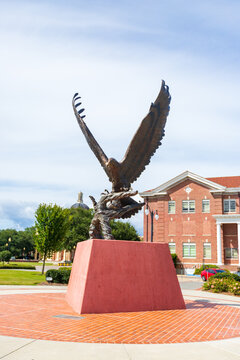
left=182, top=243, right=196, bottom=258
left=168, top=201, right=176, bottom=214
left=223, top=199, right=236, bottom=213
left=202, top=200, right=210, bottom=213
left=182, top=200, right=195, bottom=213
left=169, top=242, right=176, bottom=254
left=203, top=243, right=211, bottom=259
left=225, top=248, right=238, bottom=259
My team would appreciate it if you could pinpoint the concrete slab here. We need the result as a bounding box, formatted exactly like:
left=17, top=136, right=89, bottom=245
left=183, top=289, right=240, bottom=307
left=124, top=340, right=240, bottom=360
left=0, top=337, right=129, bottom=360
left=0, top=336, right=35, bottom=359
left=1, top=336, right=240, bottom=360
left=209, top=338, right=240, bottom=357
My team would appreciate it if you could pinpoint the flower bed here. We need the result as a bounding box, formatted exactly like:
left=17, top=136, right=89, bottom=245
left=203, top=274, right=240, bottom=296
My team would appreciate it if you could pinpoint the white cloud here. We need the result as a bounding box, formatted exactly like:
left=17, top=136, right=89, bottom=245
left=0, top=0, right=239, bottom=235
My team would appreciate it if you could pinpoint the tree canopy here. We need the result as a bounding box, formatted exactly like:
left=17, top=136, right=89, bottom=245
left=0, top=227, right=35, bottom=258
left=63, top=207, right=93, bottom=251
left=34, top=203, right=70, bottom=273
left=63, top=208, right=140, bottom=250
left=110, top=220, right=140, bottom=241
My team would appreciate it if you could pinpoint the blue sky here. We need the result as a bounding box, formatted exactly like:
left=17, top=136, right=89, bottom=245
left=0, top=0, right=240, bottom=234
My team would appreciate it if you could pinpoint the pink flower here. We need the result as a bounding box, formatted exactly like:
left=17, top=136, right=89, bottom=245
left=211, top=285, right=214, bottom=288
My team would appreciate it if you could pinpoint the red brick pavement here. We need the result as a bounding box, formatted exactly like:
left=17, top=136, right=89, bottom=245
left=0, top=293, right=239, bottom=344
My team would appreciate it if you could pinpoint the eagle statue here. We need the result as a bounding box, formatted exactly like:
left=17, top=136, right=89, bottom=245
left=72, top=81, right=171, bottom=238
left=72, top=80, right=171, bottom=193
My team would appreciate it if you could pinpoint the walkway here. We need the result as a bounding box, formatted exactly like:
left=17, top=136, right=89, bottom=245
left=0, top=286, right=239, bottom=359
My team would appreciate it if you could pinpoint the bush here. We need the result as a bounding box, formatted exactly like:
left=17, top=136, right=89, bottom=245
left=213, top=272, right=240, bottom=281
left=194, top=264, right=219, bottom=275
left=0, top=250, right=11, bottom=264
left=228, top=281, right=240, bottom=296
left=203, top=276, right=240, bottom=296
left=0, top=264, right=36, bottom=270
left=45, top=268, right=71, bottom=284
left=58, top=268, right=71, bottom=284
left=171, top=253, right=178, bottom=268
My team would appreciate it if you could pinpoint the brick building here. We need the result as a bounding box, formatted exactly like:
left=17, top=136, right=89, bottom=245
left=140, top=171, right=240, bottom=274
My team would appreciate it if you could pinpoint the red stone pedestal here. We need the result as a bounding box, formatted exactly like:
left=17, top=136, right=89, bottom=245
left=66, top=239, right=185, bottom=314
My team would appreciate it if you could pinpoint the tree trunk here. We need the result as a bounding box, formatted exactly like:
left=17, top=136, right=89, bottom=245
left=42, top=253, right=47, bottom=274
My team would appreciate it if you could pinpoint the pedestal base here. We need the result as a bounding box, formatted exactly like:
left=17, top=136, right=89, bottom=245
left=66, top=239, right=185, bottom=314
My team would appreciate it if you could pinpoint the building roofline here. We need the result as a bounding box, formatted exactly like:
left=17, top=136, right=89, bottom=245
left=140, top=170, right=226, bottom=197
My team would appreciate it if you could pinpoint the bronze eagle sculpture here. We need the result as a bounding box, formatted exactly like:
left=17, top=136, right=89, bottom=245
left=72, top=80, right=171, bottom=192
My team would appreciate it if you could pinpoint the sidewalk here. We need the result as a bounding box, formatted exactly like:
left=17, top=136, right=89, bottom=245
left=0, top=286, right=239, bottom=360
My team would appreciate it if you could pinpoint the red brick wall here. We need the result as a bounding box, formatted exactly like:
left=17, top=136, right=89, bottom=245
left=143, top=179, right=239, bottom=269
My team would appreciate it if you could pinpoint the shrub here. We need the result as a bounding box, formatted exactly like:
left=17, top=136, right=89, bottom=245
left=45, top=268, right=71, bottom=284
left=58, top=268, right=71, bottom=284
left=0, top=264, right=36, bottom=270
left=0, top=250, right=11, bottom=264
left=203, top=276, right=240, bottom=296
left=213, top=272, right=240, bottom=281
left=171, top=253, right=178, bottom=268
left=194, top=264, right=219, bottom=275
left=203, top=278, right=228, bottom=293
left=228, top=281, right=240, bottom=296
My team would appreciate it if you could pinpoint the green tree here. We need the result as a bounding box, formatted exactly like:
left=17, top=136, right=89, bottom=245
left=110, top=220, right=140, bottom=241
left=0, top=250, right=11, bottom=264
left=0, top=229, right=18, bottom=254
left=0, top=228, right=36, bottom=259
left=34, top=204, right=70, bottom=274
left=63, top=210, right=139, bottom=259
left=63, top=207, right=93, bottom=253
left=15, top=227, right=36, bottom=258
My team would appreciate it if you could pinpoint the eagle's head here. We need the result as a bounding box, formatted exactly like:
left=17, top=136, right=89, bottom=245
left=106, top=158, right=120, bottom=171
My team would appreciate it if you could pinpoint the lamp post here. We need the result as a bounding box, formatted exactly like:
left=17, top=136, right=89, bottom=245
left=5, top=237, right=11, bottom=248
left=145, top=201, right=159, bottom=242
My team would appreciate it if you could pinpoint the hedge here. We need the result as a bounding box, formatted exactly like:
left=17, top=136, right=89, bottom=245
left=0, top=264, right=36, bottom=270
left=203, top=276, right=240, bottom=296
left=212, top=272, right=240, bottom=281
left=45, top=268, right=71, bottom=284
left=194, top=264, right=219, bottom=275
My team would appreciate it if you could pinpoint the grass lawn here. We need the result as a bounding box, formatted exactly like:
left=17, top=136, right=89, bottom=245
left=37, top=263, right=56, bottom=266
left=0, top=270, right=45, bottom=285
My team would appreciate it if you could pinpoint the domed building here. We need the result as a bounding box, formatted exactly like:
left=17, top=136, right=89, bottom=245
left=52, top=192, right=89, bottom=263
left=71, top=192, right=89, bottom=210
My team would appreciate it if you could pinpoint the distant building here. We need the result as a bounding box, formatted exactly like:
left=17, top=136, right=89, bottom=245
left=52, top=192, right=89, bottom=263
left=71, top=192, right=89, bottom=210
left=140, top=171, right=240, bottom=274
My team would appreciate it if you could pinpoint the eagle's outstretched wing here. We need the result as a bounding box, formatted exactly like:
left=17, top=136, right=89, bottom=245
left=120, top=81, right=171, bottom=184
left=72, top=93, right=111, bottom=180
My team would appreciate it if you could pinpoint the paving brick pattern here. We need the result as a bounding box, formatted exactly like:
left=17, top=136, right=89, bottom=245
left=0, top=293, right=239, bottom=344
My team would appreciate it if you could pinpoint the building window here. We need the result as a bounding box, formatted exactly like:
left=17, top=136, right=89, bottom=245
left=182, top=200, right=195, bottom=213
left=225, top=248, right=238, bottom=259
left=169, top=243, right=176, bottom=254
left=203, top=243, right=211, bottom=259
left=168, top=201, right=176, bottom=214
left=224, top=199, right=236, bottom=213
left=202, top=200, right=210, bottom=213
left=183, top=243, right=196, bottom=258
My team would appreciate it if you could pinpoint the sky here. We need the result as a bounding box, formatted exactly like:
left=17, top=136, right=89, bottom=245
left=0, top=0, right=240, bottom=234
